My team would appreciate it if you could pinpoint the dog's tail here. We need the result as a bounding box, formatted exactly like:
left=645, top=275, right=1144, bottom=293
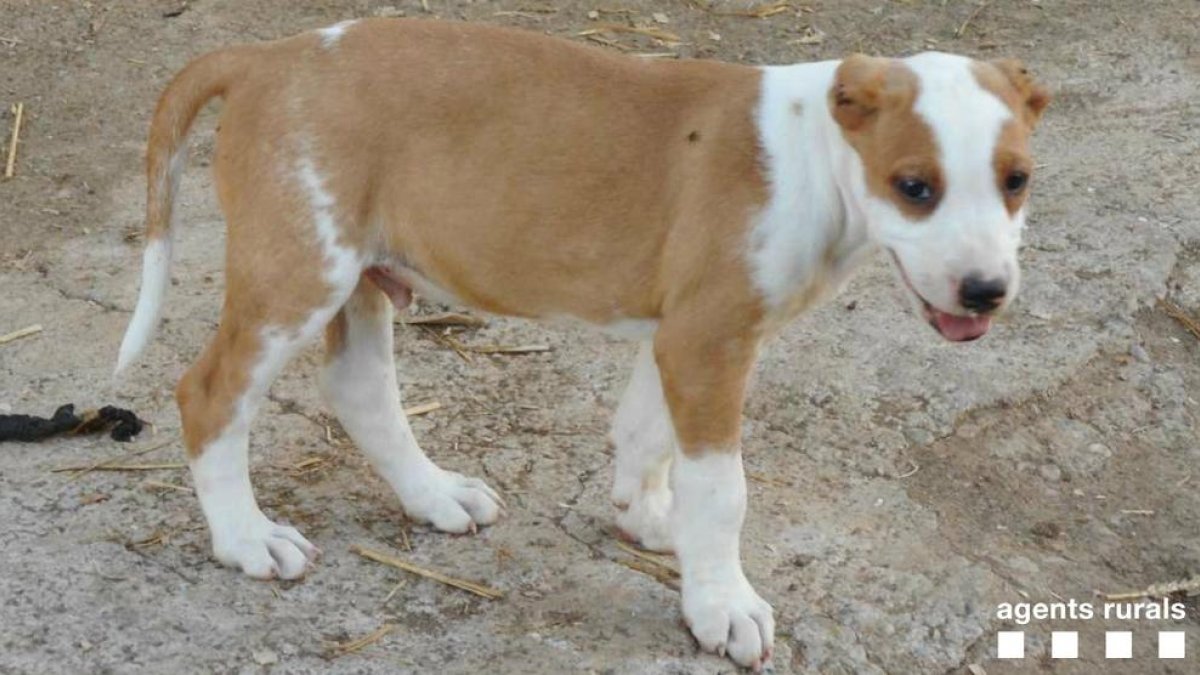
left=115, top=46, right=253, bottom=376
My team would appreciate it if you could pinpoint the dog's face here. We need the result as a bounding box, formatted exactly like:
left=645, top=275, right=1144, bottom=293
left=831, top=52, right=1049, bottom=341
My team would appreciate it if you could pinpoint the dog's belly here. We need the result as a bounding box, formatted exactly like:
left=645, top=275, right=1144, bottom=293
left=367, top=263, right=659, bottom=340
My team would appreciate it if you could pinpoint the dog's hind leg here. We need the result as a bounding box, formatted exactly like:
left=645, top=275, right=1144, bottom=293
left=321, top=279, right=503, bottom=533
left=178, top=153, right=363, bottom=579
left=178, top=259, right=358, bottom=580
left=610, top=341, right=675, bottom=552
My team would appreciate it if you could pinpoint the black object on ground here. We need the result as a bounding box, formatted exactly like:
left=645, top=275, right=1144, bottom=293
left=0, top=404, right=144, bottom=443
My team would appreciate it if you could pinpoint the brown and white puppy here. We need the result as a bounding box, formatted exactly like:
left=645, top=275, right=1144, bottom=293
left=115, top=19, right=1048, bottom=671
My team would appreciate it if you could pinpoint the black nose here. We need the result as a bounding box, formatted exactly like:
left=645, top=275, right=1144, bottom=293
left=959, top=275, right=1007, bottom=313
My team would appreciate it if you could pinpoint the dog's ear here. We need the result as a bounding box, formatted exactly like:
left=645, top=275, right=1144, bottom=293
left=830, top=55, right=909, bottom=133
left=990, top=59, right=1050, bottom=126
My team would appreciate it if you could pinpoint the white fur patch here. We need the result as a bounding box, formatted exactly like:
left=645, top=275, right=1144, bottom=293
left=115, top=144, right=188, bottom=376
left=322, top=293, right=502, bottom=532
left=672, top=451, right=774, bottom=668
left=317, top=20, right=357, bottom=48
left=191, top=330, right=322, bottom=579
left=115, top=237, right=172, bottom=375
left=610, top=342, right=674, bottom=551
left=297, top=157, right=364, bottom=291
left=599, top=317, right=659, bottom=340
left=749, top=63, right=873, bottom=316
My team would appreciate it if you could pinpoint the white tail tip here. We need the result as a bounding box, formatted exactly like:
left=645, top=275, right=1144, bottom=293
left=115, top=238, right=172, bottom=377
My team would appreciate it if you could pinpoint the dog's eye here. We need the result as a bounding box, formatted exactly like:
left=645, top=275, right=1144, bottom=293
left=1004, top=171, right=1029, bottom=194
left=894, top=177, right=934, bottom=205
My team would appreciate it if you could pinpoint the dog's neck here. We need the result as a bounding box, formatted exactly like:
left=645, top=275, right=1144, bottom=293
left=748, top=60, right=875, bottom=329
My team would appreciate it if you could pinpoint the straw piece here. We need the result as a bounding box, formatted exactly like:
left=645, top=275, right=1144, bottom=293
left=1159, top=298, right=1200, bottom=341
left=326, top=624, right=395, bottom=658
left=404, top=401, right=442, bottom=416
left=382, top=579, right=409, bottom=603
left=351, top=545, right=503, bottom=600
left=53, top=462, right=185, bottom=473
left=577, top=24, right=682, bottom=43
left=1103, top=575, right=1200, bottom=602
left=746, top=471, right=791, bottom=488
left=0, top=324, right=41, bottom=345
left=63, top=439, right=174, bottom=482
left=954, top=1, right=992, bottom=39
left=615, top=540, right=679, bottom=575
left=616, top=558, right=680, bottom=590
left=4, top=102, right=23, bottom=179
left=702, top=1, right=792, bottom=18
left=143, top=480, right=193, bottom=493
left=401, top=312, right=486, bottom=327
left=468, top=344, right=551, bottom=355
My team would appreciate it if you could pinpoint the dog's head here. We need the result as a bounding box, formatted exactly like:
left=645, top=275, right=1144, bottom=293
left=830, top=52, right=1049, bottom=342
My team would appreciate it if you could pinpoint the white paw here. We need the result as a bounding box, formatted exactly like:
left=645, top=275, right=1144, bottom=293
left=398, top=467, right=504, bottom=534
left=615, top=484, right=674, bottom=553
left=683, top=574, right=775, bottom=671
left=209, top=512, right=320, bottom=580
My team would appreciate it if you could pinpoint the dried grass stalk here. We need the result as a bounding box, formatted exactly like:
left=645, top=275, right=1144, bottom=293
left=404, top=401, right=442, bottom=416
left=351, top=545, right=503, bottom=600
left=53, top=462, right=185, bottom=473
left=401, top=312, right=486, bottom=328
left=5, top=102, right=24, bottom=178
left=1104, top=575, right=1200, bottom=602
left=1159, top=298, right=1200, bottom=341
left=0, top=323, right=42, bottom=345
left=62, top=439, right=175, bottom=482
left=577, top=24, right=682, bottom=43
left=468, top=344, right=551, bottom=355
left=326, top=623, right=395, bottom=658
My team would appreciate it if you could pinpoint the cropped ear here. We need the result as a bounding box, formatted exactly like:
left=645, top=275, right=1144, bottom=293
left=829, top=55, right=910, bottom=133
left=990, top=59, right=1050, bottom=125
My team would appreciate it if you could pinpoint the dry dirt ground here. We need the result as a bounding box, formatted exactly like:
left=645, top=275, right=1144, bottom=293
left=2, top=1, right=1199, bottom=673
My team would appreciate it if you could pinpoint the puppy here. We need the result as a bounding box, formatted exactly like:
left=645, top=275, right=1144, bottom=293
left=116, top=19, right=1047, bottom=670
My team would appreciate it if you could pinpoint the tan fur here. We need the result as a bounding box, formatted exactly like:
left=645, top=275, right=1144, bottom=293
left=148, top=20, right=768, bottom=458
left=973, top=60, right=1050, bottom=216
left=830, top=55, right=941, bottom=219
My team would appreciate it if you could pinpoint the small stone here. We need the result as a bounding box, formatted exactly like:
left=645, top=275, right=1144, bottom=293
left=652, top=12, right=670, bottom=24
left=1131, top=343, right=1150, bottom=363
left=1030, top=521, right=1062, bottom=539
left=374, top=6, right=404, bottom=17
left=708, top=30, right=721, bottom=41
left=1039, top=463, right=1062, bottom=482
left=253, top=650, right=278, bottom=665
left=1087, top=443, right=1112, bottom=457
left=587, top=9, right=599, bottom=19
left=808, top=387, right=833, bottom=407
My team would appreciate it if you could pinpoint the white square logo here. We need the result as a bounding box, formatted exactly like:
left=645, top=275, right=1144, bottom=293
left=1158, top=631, right=1185, bottom=659
left=1051, top=631, right=1078, bottom=659
left=1106, top=631, right=1133, bottom=659
left=997, top=631, right=1025, bottom=659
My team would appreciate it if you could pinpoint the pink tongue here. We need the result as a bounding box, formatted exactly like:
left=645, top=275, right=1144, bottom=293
left=933, top=311, right=992, bottom=342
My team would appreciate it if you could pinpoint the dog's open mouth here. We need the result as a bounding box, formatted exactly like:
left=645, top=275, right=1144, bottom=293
left=889, top=252, right=992, bottom=343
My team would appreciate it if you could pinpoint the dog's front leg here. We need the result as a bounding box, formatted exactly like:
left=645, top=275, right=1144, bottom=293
left=653, top=326, right=774, bottom=670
